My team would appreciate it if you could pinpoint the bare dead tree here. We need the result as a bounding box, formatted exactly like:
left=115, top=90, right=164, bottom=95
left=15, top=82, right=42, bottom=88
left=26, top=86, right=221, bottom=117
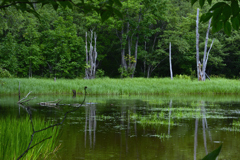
left=85, top=30, right=98, bottom=79
left=196, top=8, right=214, bottom=81
left=169, top=42, right=173, bottom=80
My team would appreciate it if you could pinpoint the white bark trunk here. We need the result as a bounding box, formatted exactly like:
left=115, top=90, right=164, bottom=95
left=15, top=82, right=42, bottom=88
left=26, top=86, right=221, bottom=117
left=131, top=9, right=141, bottom=78
left=196, top=8, right=213, bottom=81
left=202, top=18, right=212, bottom=81
left=85, top=30, right=98, bottom=79
left=169, top=42, right=173, bottom=80
left=196, top=8, right=200, bottom=81
left=85, top=32, right=89, bottom=79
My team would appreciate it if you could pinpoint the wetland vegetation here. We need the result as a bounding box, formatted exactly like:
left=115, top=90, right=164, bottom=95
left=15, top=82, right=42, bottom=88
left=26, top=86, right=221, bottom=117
left=0, top=115, right=60, bottom=160
left=1, top=92, right=240, bottom=159
left=1, top=78, right=240, bottom=95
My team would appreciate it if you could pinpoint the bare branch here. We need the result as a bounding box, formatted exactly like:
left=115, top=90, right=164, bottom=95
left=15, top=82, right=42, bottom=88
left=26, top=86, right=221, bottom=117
left=18, top=91, right=33, bottom=104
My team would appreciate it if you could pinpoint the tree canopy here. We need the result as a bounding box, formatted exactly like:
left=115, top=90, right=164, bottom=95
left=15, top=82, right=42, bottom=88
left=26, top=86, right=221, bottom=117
left=0, top=0, right=123, bottom=22
left=0, top=0, right=240, bottom=79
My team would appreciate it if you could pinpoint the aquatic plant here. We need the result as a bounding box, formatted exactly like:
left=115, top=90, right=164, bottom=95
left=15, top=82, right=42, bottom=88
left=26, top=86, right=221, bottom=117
left=0, top=116, right=60, bottom=160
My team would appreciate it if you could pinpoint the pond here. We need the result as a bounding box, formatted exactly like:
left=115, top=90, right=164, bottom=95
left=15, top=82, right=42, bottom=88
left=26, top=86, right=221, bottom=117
left=1, top=94, right=240, bottom=160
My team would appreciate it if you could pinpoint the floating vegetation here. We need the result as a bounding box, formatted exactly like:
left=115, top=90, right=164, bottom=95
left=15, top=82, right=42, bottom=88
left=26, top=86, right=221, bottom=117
left=139, top=116, right=174, bottom=127
left=220, top=119, right=240, bottom=132
left=143, top=133, right=171, bottom=140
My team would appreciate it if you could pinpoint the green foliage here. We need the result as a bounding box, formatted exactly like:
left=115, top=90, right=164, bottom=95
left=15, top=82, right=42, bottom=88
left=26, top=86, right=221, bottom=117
left=202, top=145, right=222, bottom=160
left=0, top=0, right=123, bottom=22
left=175, top=74, right=191, bottom=80
left=0, top=0, right=239, bottom=78
left=190, top=68, right=196, bottom=81
left=96, top=69, right=105, bottom=78
left=0, top=67, right=11, bottom=78
left=0, top=116, right=60, bottom=160
left=118, top=65, right=135, bottom=78
left=2, top=78, right=240, bottom=95
left=192, top=0, right=240, bottom=35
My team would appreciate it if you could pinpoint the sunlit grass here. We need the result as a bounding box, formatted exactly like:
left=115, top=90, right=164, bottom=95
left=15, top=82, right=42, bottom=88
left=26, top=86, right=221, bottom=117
left=0, top=116, right=60, bottom=160
left=1, top=77, right=240, bottom=95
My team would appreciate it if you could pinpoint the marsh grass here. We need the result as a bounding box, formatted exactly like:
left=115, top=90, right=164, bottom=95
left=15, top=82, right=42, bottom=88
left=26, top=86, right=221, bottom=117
left=1, top=77, right=240, bottom=95
left=0, top=116, right=60, bottom=160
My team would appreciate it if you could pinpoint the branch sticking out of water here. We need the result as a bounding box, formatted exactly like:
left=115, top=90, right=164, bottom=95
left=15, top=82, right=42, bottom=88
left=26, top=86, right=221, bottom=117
left=17, top=91, right=37, bottom=104
left=17, top=86, right=87, bottom=160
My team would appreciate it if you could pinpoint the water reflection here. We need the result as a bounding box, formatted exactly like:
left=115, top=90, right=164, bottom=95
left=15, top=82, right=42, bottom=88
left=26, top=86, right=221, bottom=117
left=2, top=95, right=240, bottom=159
left=84, top=104, right=97, bottom=148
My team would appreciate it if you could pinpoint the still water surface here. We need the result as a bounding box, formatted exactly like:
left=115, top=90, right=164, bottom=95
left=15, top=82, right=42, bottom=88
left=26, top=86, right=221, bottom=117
left=1, top=95, right=240, bottom=160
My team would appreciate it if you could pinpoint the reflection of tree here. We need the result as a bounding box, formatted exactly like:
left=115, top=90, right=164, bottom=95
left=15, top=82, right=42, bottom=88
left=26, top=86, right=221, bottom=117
left=194, top=101, right=213, bottom=160
left=17, top=87, right=87, bottom=160
left=168, top=100, right=172, bottom=135
left=84, top=104, right=96, bottom=148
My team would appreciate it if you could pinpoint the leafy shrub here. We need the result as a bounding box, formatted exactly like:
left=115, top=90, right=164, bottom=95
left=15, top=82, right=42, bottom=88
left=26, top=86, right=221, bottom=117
left=0, top=67, right=11, bottom=78
left=190, top=68, right=196, bottom=81
left=175, top=74, right=190, bottom=80
left=96, top=69, right=105, bottom=78
left=118, top=65, right=134, bottom=78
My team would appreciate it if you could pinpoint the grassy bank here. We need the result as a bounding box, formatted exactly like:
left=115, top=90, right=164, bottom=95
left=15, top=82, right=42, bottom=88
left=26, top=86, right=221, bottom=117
left=0, top=116, right=60, bottom=160
left=1, top=77, right=240, bottom=95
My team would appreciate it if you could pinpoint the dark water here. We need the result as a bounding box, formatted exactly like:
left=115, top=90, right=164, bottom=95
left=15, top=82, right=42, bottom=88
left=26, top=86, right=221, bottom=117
left=1, top=95, right=240, bottom=160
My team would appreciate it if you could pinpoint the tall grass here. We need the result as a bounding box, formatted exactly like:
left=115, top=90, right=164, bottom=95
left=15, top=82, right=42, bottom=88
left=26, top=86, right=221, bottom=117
left=1, top=77, right=240, bottom=95
left=0, top=116, right=60, bottom=160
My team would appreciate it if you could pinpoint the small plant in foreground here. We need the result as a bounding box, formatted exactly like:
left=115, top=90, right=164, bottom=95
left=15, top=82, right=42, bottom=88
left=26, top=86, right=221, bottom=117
left=0, top=116, right=60, bottom=160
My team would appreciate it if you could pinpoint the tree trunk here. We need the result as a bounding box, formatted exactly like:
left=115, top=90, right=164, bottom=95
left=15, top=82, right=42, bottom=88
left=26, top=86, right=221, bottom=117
left=127, top=22, right=131, bottom=67
left=169, top=42, right=173, bottom=80
left=131, top=9, right=141, bottom=78
left=196, top=8, right=213, bottom=81
left=85, top=30, right=98, bottom=79
left=92, top=32, right=97, bottom=78
left=29, top=60, right=32, bottom=78
left=131, top=33, right=139, bottom=78
left=147, top=65, right=151, bottom=78
left=202, top=18, right=212, bottom=81
left=196, top=8, right=200, bottom=81
left=85, top=32, right=89, bottom=79
left=144, top=40, right=147, bottom=77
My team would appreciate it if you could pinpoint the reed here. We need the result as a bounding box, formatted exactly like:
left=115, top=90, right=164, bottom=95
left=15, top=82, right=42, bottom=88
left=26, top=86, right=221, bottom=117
left=1, top=77, right=240, bottom=95
left=0, top=116, right=60, bottom=160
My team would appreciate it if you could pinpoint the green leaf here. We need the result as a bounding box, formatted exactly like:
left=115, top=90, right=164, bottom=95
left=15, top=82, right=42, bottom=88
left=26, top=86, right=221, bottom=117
left=113, top=8, right=123, bottom=19
left=199, top=0, right=205, bottom=8
left=191, top=0, right=198, bottom=6
left=212, top=21, right=223, bottom=33
left=231, top=15, right=240, bottom=30
left=200, top=12, right=213, bottom=23
left=50, top=1, right=58, bottom=10
left=209, top=2, right=227, bottom=11
left=231, top=0, right=239, bottom=17
left=212, top=8, right=223, bottom=23
left=222, top=4, right=231, bottom=22
left=224, top=20, right=231, bottom=35
left=202, top=145, right=222, bottom=160
left=113, top=0, right=122, bottom=7
left=101, top=10, right=111, bottom=22
left=207, top=0, right=212, bottom=5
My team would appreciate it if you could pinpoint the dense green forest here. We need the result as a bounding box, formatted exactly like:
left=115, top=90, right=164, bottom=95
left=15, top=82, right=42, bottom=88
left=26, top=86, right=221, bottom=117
left=0, top=0, right=240, bottom=79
